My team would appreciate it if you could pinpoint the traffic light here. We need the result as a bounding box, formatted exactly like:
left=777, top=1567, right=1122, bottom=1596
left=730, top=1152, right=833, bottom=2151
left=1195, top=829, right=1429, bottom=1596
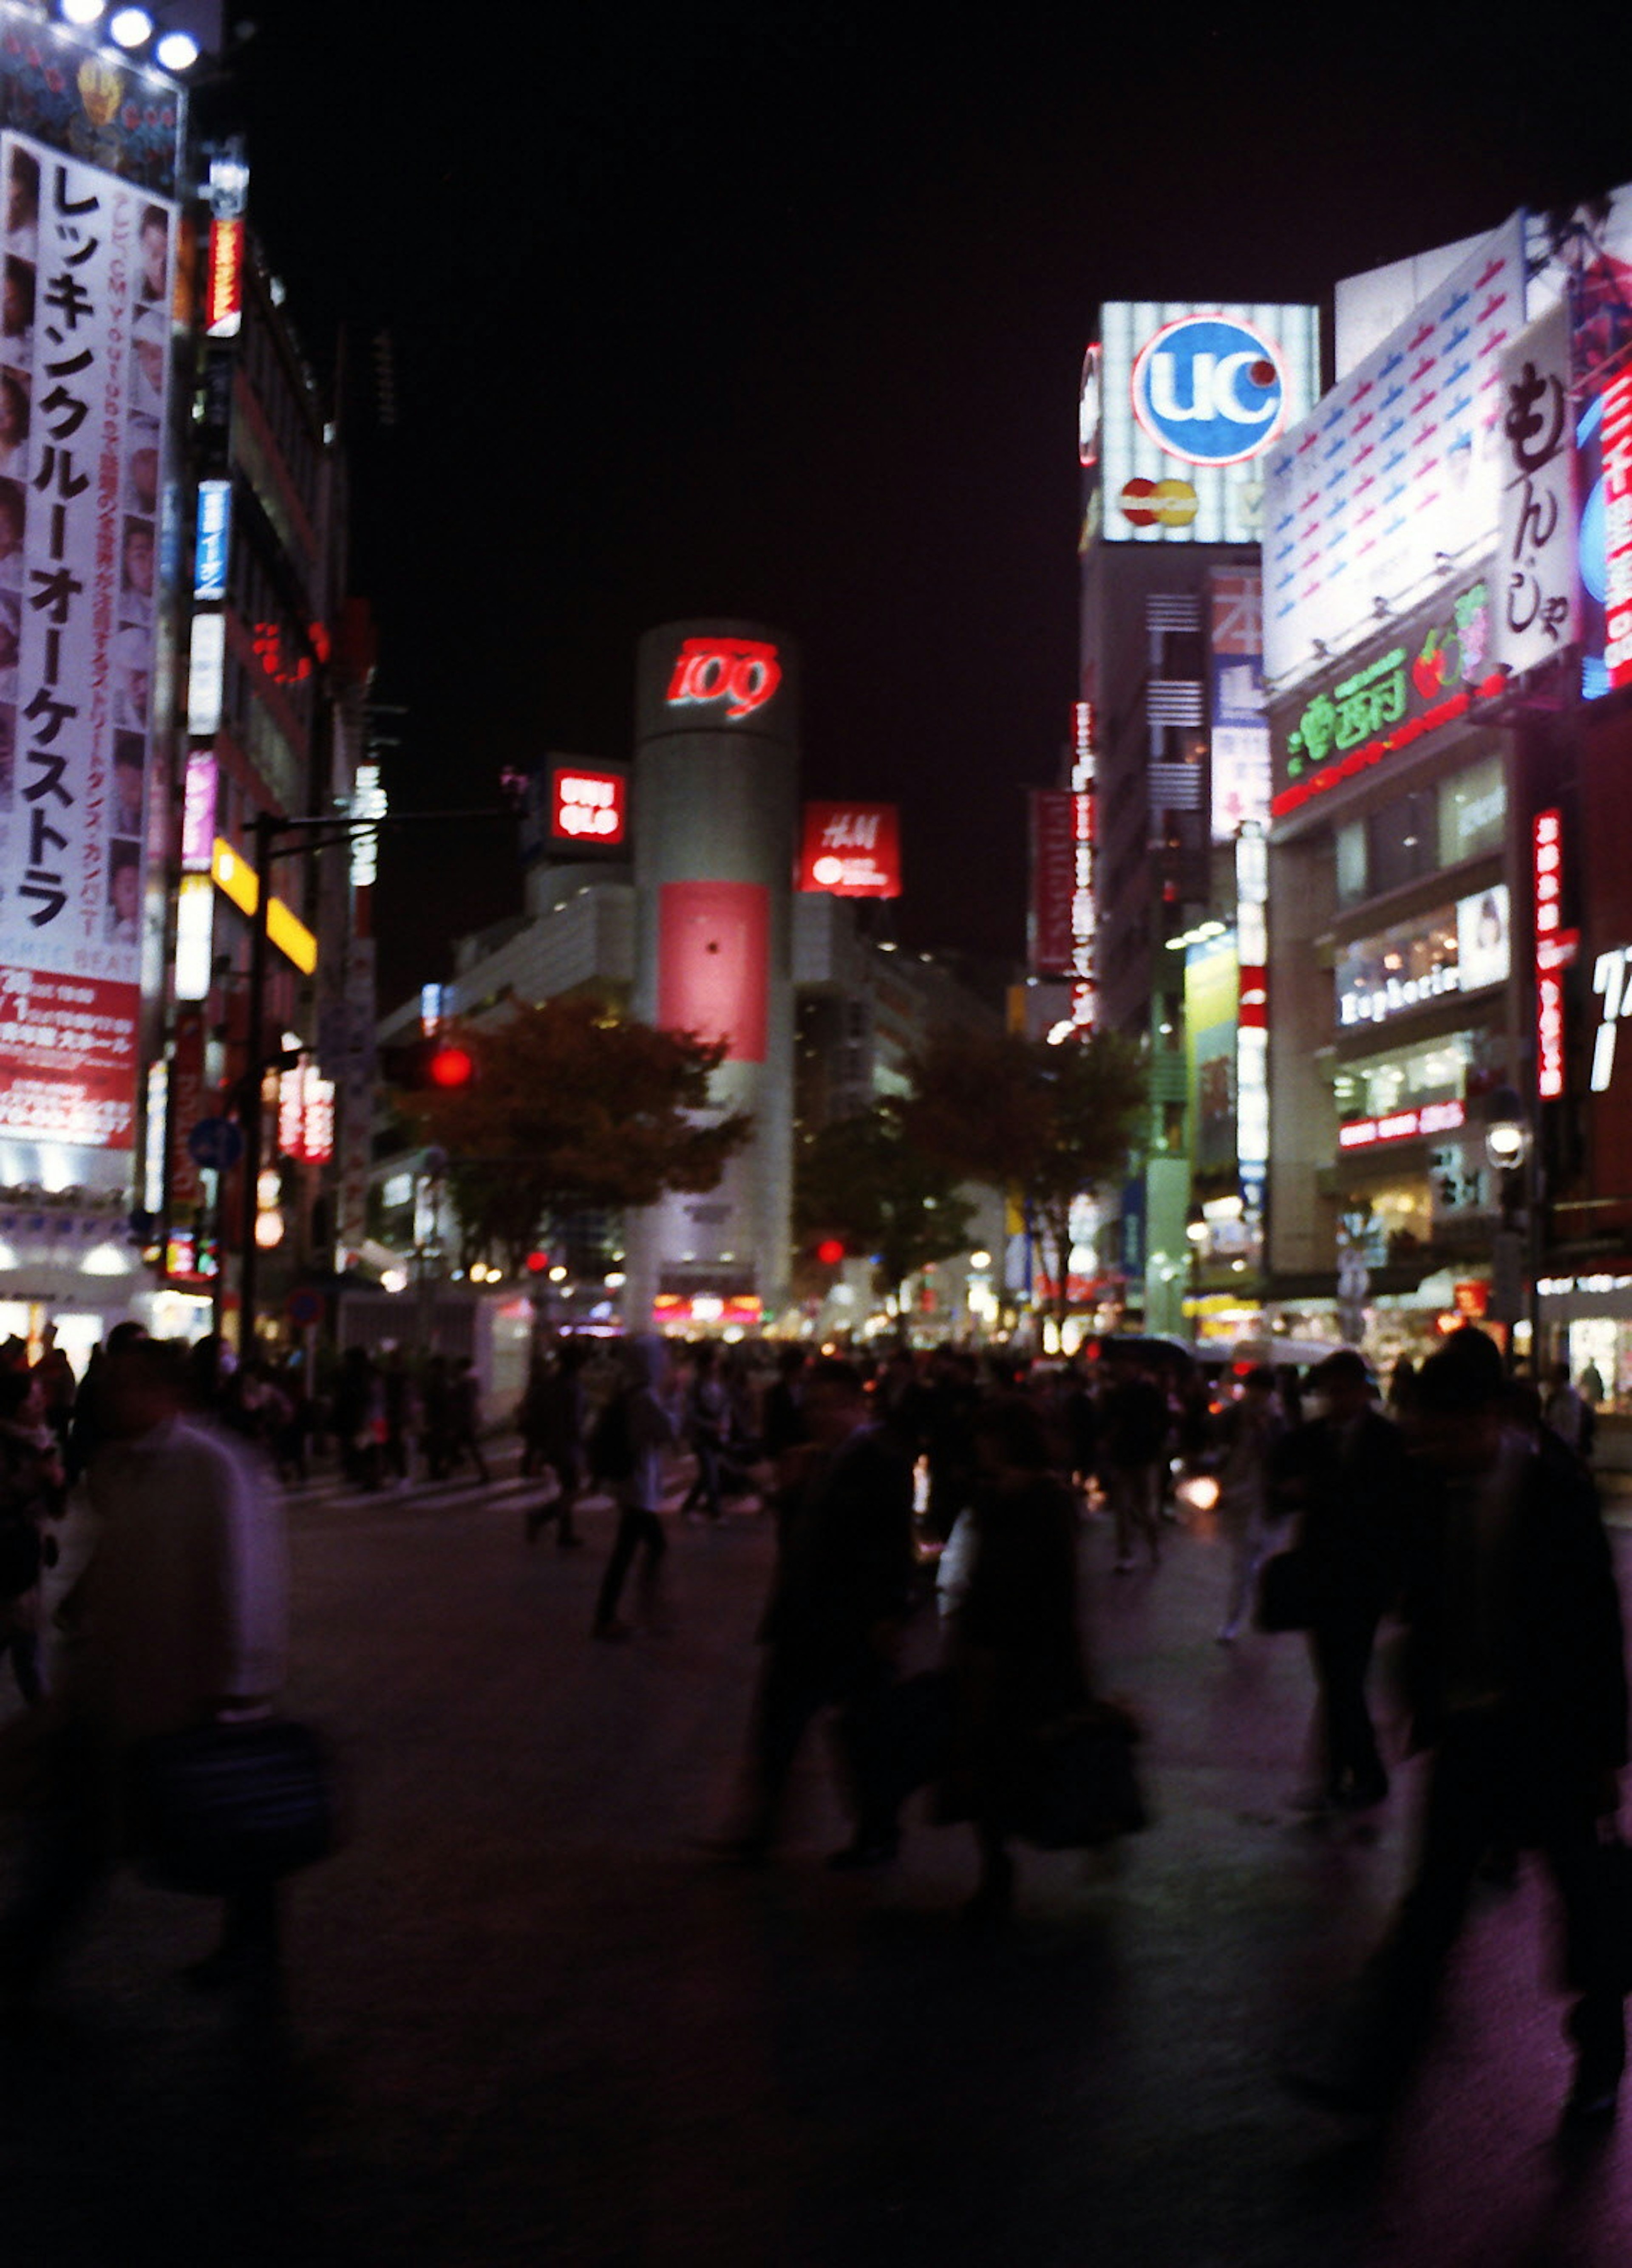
left=380, top=1035, right=478, bottom=1092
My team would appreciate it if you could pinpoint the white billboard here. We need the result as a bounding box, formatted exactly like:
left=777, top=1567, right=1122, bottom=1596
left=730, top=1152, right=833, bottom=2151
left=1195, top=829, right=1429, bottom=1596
left=0, top=133, right=174, bottom=1148
left=1098, top=302, right=1320, bottom=548
left=1263, top=214, right=1524, bottom=689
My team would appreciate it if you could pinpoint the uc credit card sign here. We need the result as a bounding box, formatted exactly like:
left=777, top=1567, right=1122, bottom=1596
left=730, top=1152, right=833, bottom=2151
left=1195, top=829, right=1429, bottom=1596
left=1099, top=302, right=1320, bottom=547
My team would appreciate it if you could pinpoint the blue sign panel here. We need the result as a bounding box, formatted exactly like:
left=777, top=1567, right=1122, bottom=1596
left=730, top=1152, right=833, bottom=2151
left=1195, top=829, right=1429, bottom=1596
left=1131, top=314, right=1287, bottom=469
left=194, top=479, right=232, bottom=601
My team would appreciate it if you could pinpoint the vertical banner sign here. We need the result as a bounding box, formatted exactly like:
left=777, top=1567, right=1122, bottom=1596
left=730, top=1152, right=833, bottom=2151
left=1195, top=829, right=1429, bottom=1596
left=1533, top=809, right=1574, bottom=1102
left=1493, top=305, right=1579, bottom=676
left=1069, top=697, right=1097, bottom=1029
left=1208, top=567, right=1270, bottom=838
left=1028, top=791, right=1076, bottom=973
left=1604, top=368, right=1632, bottom=692
left=1235, top=824, right=1269, bottom=1223
left=0, top=135, right=174, bottom=1150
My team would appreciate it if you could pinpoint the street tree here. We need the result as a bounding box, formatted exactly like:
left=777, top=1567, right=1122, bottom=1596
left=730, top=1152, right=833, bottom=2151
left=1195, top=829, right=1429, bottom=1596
left=394, top=998, right=754, bottom=1275
left=794, top=1101, right=975, bottom=1323
left=905, top=1026, right=1147, bottom=1330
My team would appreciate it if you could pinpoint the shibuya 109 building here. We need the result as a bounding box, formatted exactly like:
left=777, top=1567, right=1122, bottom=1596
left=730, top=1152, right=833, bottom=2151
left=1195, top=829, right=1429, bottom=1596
left=620, top=620, right=799, bottom=1333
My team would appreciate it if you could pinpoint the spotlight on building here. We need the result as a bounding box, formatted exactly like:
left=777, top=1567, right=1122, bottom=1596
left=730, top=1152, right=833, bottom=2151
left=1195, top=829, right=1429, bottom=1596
left=155, top=26, right=199, bottom=68
left=108, top=6, right=154, bottom=47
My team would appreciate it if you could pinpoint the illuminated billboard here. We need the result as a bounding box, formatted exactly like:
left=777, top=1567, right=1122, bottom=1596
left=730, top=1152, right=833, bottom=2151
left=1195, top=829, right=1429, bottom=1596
left=551, top=765, right=628, bottom=848
left=1098, top=302, right=1320, bottom=547
left=1263, top=215, right=1524, bottom=687
left=1270, top=574, right=1503, bottom=820
left=1209, top=567, right=1269, bottom=838
left=0, top=125, right=176, bottom=1151
left=798, top=802, right=900, bottom=898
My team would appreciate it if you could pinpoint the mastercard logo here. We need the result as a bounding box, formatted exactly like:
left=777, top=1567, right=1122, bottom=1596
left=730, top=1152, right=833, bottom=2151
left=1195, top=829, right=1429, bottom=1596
left=1119, top=477, right=1199, bottom=529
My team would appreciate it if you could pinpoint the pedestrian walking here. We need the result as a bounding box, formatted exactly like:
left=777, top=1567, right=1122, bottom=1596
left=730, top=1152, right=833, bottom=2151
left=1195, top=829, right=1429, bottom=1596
left=679, top=1341, right=730, bottom=1524
left=0, top=1366, right=65, bottom=1707
left=1271, top=1348, right=1409, bottom=1813
left=590, top=1337, right=679, bottom=1640
left=725, top=1357, right=916, bottom=1867
left=1295, top=1327, right=1631, bottom=2128
left=939, top=1395, right=1089, bottom=1926
left=0, top=1336, right=290, bottom=2011
left=1212, top=1365, right=1286, bottom=1643
left=1099, top=1356, right=1170, bottom=1572
left=522, top=1339, right=588, bottom=1548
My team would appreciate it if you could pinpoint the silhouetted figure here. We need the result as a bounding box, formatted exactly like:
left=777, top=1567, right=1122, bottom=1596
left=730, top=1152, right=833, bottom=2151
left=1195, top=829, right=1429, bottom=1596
left=732, top=1358, right=915, bottom=1865
left=523, top=1340, right=588, bottom=1548
left=1297, top=1328, right=1630, bottom=2128
left=591, top=1337, right=678, bottom=1639
left=1272, top=1349, right=1408, bottom=1813
left=941, top=1396, right=1088, bottom=1926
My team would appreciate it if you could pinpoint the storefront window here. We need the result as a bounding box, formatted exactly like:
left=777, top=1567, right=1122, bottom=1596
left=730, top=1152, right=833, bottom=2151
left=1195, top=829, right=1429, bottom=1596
left=1438, top=751, right=1505, bottom=867
left=1333, top=1033, right=1472, bottom=1122
left=1336, top=905, right=1461, bottom=1028
left=1365, top=789, right=1438, bottom=899
left=1336, top=820, right=1367, bottom=909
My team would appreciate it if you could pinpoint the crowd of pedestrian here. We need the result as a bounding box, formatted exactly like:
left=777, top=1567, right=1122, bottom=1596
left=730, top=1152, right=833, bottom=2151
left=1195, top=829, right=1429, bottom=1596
left=0, top=1311, right=1626, bottom=2132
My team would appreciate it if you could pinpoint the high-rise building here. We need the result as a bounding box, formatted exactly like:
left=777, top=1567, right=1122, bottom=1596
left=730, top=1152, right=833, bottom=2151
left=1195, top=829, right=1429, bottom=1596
left=1071, top=302, right=1319, bottom=1337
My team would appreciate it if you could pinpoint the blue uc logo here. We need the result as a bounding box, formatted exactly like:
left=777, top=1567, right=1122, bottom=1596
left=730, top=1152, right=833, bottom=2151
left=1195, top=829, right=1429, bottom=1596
left=1131, top=315, right=1287, bottom=469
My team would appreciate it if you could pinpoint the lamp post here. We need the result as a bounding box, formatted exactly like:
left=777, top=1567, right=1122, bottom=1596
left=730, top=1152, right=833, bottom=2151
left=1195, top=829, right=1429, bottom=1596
left=1484, top=1084, right=1533, bottom=1372
left=1184, top=1205, right=1207, bottom=1349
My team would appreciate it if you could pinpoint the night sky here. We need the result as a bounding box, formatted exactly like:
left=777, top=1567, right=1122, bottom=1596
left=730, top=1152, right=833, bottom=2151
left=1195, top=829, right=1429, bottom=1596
left=215, top=5, right=1632, bottom=1007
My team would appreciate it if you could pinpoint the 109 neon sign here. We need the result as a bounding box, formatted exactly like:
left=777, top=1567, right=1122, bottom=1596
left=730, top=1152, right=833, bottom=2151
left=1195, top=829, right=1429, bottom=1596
left=666, top=637, right=782, bottom=721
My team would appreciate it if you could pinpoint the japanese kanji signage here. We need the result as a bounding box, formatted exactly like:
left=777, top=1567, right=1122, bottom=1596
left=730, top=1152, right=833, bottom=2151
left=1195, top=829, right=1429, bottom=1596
left=0, top=132, right=174, bottom=1150
left=797, top=802, right=901, bottom=898
left=1604, top=368, right=1632, bottom=693
left=1269, top=575, right=1502, bottom=819
left=1493, top=305, right=1580, bottom=679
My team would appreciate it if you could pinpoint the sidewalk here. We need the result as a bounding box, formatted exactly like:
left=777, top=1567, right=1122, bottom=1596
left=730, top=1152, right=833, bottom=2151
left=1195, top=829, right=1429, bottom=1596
left=2, top=1478, right=1629, bottom=2266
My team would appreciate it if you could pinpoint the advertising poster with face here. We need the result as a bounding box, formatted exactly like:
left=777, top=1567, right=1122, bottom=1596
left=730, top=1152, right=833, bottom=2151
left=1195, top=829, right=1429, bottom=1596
left=0, top=132, right=174, bottom=1149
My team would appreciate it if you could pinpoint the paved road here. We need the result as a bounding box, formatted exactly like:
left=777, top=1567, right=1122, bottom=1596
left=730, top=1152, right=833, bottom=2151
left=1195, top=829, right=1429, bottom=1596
left=3, top=1454, right=1631, bottom=2266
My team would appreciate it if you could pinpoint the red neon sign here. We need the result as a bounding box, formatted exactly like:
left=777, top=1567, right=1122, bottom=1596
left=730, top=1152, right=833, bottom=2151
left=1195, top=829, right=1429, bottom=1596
left=205, top=217, right=244, bottom=336
left=1604, top=370, right=1632, bottom=692
left=798, top=803, right=901, bottom=898
left=666, top=637, right=781, bottom=721
left=1337, top=1099, right=1466, bottom=1152
left=1533, top=807, right=1577, bottom=1101
left=551, top=768, right=627, bottom=846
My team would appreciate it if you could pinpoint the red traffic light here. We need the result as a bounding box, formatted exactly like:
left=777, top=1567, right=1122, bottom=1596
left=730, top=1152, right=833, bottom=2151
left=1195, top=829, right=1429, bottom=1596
left=427, top=1043, right=475, bottom=1089
left=815, top=1237, right=846, bottom=1268
left=524, top=1250, right=550, bottom=1275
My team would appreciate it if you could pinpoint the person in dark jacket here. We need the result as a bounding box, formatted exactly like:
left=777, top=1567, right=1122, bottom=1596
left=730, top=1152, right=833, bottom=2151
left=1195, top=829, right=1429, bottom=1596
left=730, top=1358, right=916, bottom=1866
left=941, top=1395, right=1088, bottom=1924
left=1298, top=1327, right=1630, bottom=2127
left=1272, top=1348, right=1409, bottom=1811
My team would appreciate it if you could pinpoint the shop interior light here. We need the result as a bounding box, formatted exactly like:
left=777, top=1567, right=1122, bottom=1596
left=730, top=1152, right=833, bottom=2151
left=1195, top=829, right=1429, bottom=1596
left=154, top=26, right=198, bottom=67
left=60, top=0, right=106, bottom=25
left=108, top=5, right=153, bottom=46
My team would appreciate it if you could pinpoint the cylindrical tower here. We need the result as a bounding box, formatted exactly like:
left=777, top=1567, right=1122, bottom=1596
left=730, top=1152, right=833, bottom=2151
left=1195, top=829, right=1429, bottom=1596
left=623, top=620, right=799, bottom=1332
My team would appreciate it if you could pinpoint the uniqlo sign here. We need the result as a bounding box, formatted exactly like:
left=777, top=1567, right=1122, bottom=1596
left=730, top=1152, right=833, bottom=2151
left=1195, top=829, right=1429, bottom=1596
left=797, top=803, right=901, bottom=898
left=551, top=767, right=627, bottom=846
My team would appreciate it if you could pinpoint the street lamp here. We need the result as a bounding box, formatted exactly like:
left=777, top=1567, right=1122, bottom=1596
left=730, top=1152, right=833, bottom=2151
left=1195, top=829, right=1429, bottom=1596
left=1484, top=1085, right=1533, bottom=1371
left=1185, top=1206, right=1207, bottom=1347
